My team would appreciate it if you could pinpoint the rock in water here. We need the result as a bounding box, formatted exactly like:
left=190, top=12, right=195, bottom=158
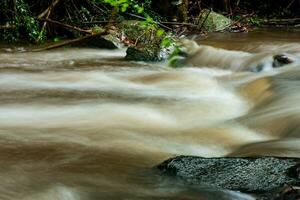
left=157, top=156, right=300, bottom=194
left=125, top=43, right=176, bottom=62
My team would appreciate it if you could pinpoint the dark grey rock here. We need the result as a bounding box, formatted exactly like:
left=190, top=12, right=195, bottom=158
left=83, top=34, right=122, bottom=49
left=125, top=43, right=177, bottom=62
left=157, top=156, right=300, bottom=194
left=125, top=46, right=161, bottom=62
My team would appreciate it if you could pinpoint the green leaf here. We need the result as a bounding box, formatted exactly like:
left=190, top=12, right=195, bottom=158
left=137, top=6, right=144, bottom=14
left=146, top=15, right=154, bottom=23
left=161, top=37, right=171, bottom=47
left=121, top=3, right=129, bottom=12
left=156, top=29, right=165, bottom=38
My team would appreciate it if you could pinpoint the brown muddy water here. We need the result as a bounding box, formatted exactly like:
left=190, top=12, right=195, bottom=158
left=0, top=29, right=300, bottom=200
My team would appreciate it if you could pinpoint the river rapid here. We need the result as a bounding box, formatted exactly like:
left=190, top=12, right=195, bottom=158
left=0, top=29, right=300, bottom=200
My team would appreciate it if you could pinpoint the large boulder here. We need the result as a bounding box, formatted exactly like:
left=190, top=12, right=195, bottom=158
left=157, top=156, right=300, bottom=198
left=198, top=9, right=232, bottom=32
left=80, top=20, right=178, bottom=61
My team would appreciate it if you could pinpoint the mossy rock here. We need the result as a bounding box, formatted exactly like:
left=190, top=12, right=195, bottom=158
left=120, top=20, right=178, bottom=62
left=198, top=9, right=232, bottom=32
left=126, top=45, right=161, bottom=61
left=117, top=20, right=160, bottom=46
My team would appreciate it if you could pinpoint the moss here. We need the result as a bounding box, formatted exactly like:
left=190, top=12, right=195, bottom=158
left=198, top=9, right=232, bottom=32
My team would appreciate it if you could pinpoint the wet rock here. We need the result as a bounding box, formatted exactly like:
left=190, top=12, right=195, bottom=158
left=83, top=35, right=121, bottom=49
left=197, top=9, right=232, bottom=32
left=79, top=20, right=179, bottom=61
left=273, top=54, right=295, bottom=68
left=126, top=45, right=161, bottom=61
left=125, top=42, right=177, bottom=62
left=157, top=156, right=300, bottom=195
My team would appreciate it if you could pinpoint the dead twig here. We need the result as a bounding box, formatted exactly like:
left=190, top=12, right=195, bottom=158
left=31, top=31, right=109, bottom=52
left=134, top=32, right=146, bottom=46
left=286, top=0, right=296, bottom=9
left=127, top=13, right=173, bottom=31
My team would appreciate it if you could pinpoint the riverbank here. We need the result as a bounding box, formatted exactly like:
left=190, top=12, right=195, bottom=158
left=1, top=0, right=300, bottom=45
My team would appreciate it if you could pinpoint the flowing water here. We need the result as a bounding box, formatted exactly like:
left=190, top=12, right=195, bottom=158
left=1, top=29, right=300, bottom=200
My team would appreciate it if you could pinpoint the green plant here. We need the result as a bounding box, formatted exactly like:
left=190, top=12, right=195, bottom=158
left=249, top=16, right=261, bottom=26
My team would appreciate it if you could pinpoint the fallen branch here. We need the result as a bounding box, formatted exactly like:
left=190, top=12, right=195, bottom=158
left=39, top=18, right=92, bottom=34
left=262, top=18, right=300, bottom=25
left=83, top=20, right=197, bottom=27
left=82, top=20, right=118, bottom=24
left=37, top=0, right=61, bottom=42
left=159, top=21, right=198, bottom=27
left=38, top=0, right=61, bottom=19
left=31, top=31, right=108, bottom=52
left=286, top=0, right=296, bottom=9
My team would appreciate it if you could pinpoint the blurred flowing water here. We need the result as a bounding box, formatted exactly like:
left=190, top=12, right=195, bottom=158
left=0, top=29, right=300, bottom=199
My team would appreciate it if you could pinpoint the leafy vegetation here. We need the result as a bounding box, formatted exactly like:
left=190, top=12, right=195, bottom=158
left=0, top=0, right=299, bottom=43
left=0, top=0, right=41, bottom=42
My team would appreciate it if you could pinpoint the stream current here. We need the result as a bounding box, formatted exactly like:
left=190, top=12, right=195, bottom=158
left=0, top=28, right=300, bottom=199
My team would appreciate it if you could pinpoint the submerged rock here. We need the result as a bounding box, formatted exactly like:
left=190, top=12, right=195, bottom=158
left=125, top=43, right=177, bottom=62
left=126, top=45, right=161, bottom=61
left=157, top=156, right=300, bottom=197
